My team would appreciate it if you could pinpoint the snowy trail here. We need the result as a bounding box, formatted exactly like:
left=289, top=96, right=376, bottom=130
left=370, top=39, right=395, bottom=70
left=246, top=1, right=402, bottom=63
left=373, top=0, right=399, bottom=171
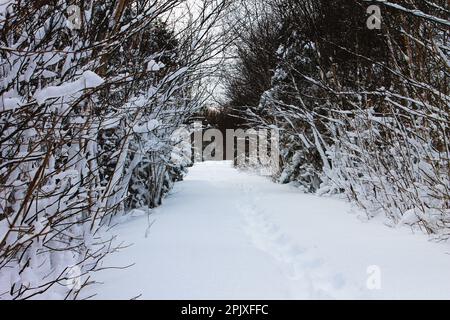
left=87, top=162, right=450, bottom=300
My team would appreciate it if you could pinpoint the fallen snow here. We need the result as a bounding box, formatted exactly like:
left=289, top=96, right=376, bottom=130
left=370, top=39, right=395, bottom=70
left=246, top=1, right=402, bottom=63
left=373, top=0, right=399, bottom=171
left=133, top=119, right=160, bottom=134
left=34, top=71, right=104, bottom=105
left=147, top=60, right=165, bottom=72
left=0, top=0, right=12, bottom=15
left=86, top=161, right=450, bottom=300
left=1, top=97, right=22, bottom=111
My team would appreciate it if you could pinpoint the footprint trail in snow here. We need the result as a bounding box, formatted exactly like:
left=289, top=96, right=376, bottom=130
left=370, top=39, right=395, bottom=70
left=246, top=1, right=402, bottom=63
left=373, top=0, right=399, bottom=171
left=86, top=161, right=450, bottom=300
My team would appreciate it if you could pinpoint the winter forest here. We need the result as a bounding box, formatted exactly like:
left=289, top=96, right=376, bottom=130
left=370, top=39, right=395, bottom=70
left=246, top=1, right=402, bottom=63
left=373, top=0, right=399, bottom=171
left=0, top=0, right=449, bottom=300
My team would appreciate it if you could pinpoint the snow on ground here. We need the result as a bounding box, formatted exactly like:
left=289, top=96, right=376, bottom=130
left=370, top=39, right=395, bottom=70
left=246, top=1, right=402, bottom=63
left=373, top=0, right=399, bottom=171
left=86, top=161, right=450, bottom=300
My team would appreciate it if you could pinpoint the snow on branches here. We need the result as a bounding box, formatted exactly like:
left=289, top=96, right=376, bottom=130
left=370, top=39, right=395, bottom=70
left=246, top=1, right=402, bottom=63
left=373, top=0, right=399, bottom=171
left=0, top=0, right=228, bottom=299
left=224, top=0, right=450, bottom=238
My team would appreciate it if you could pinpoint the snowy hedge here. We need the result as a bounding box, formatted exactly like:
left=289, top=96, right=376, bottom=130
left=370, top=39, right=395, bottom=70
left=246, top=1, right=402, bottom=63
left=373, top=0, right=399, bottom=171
left=224, top=0, right=449, bottom=238
left=0, top=0, right=225, bottom=299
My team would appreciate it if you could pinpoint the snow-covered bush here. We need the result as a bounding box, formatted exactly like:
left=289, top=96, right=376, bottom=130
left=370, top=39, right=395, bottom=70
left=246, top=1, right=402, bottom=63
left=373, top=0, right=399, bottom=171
left=0, top=0, right=227, bottom=299
left=224, top=0, right=450, bottom=237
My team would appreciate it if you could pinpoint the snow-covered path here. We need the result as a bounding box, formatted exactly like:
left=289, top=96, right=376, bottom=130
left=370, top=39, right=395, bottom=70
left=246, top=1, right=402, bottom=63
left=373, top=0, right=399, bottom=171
left=88, top=161, right=450, bottom=300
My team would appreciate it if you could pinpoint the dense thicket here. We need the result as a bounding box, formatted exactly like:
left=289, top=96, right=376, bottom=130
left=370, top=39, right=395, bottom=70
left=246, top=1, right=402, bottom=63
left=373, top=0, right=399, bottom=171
left=0, top=0, right=227, bottom=299
left=224, top=0, right=450, bottom=236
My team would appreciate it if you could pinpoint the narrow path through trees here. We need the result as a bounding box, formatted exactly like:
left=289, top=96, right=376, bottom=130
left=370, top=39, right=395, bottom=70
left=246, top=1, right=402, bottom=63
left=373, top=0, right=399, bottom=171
left=87, top=162, right=450, bottom=300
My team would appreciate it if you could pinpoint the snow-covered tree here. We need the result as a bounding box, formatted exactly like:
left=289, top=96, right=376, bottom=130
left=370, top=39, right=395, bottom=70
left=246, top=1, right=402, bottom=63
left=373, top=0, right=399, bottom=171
left=0, top=0, right=228, bottom=299
left=224, top=0, right=449, bottom=236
